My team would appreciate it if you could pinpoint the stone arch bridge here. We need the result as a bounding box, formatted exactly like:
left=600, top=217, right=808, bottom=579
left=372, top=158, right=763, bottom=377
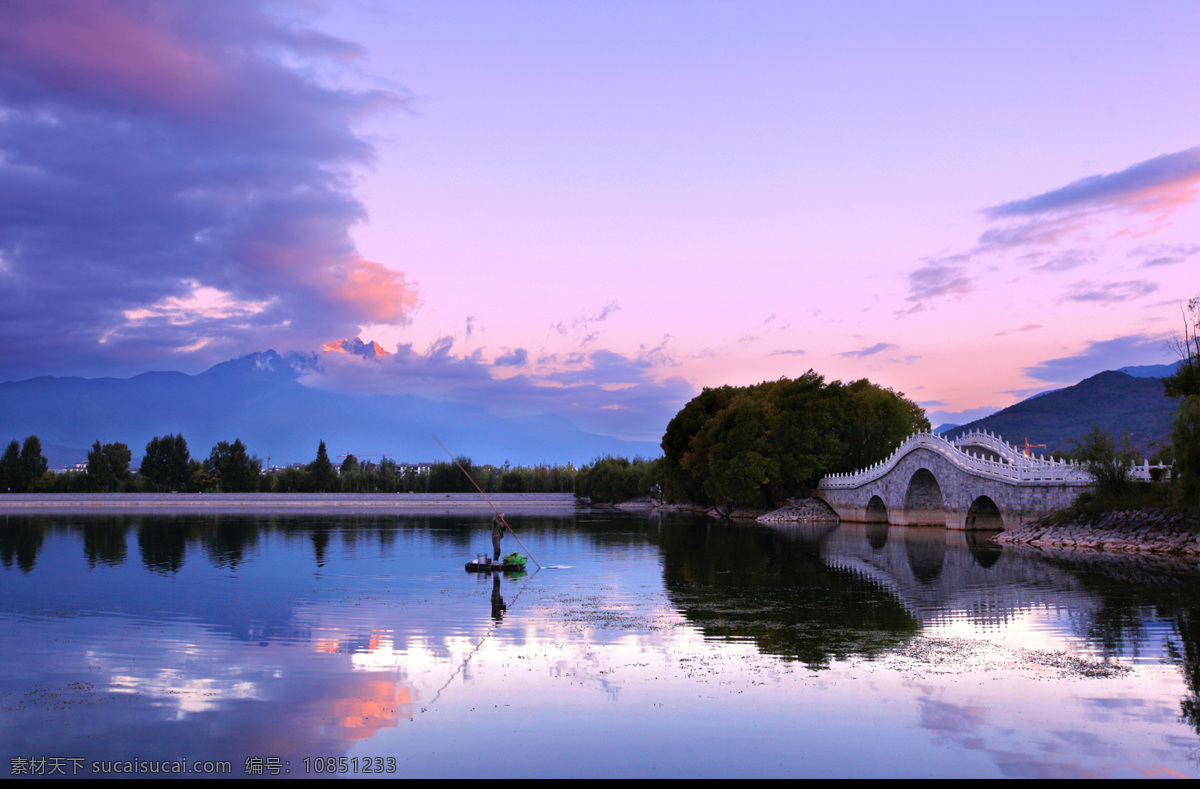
left=815, top=430, right=1164, bottom=531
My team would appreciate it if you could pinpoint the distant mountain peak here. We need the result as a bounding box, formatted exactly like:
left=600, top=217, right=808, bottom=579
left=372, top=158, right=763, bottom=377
left=199, top=350, right=312, bottom=382
left=1118, top=359, right=1184, bottom=379
left=323, top=338, right=391, bottom=359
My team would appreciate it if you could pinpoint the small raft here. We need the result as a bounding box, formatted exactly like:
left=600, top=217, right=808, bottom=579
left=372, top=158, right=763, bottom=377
left=466, top=552, right=529, bottom=573
left=465, top=559, right=526, bottom=572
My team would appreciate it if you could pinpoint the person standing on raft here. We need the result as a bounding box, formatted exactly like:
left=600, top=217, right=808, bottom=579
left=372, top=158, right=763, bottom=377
left=491, top=513, right=507, bottom=562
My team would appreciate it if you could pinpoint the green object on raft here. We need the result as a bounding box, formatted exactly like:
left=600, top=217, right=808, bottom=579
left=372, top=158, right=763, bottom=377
left=502, top=552, right=528, bottom=567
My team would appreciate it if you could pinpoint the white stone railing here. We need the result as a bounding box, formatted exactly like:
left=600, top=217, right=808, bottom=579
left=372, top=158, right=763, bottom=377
left=951, top=430, right=1029, bottom=463
left=818, top=430, right=1169, bottom=489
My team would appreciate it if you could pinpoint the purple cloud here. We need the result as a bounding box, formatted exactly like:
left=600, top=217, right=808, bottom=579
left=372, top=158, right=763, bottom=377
left=494, top=348, right=529, bottom=367
left=1063, top=280, right=1158, bottom=303
left=549, top=301, right=620, bottom=344
left=298, top=338, right=695, bottom=442
left=837, top=342, right=898, bottom=358
left=1129, top=242, right=1200, bottom=268
left=1022, top=334, right=1173, bottom=383
left=1027, top=249, right=1094, bottom=273
left=902, top=147, right=1200, bottom=314
left=905, top=259, right=973, bottom=304
left=0, top=1, right=414, bottom=380
left=987, top=146, right=1200, bottom=218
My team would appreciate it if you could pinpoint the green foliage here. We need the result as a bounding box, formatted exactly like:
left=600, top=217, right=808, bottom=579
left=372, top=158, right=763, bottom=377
left=204, top=439, right=261, bottom=492
left=88, top=440, right=132, bottom=492
left=0, top=436, right=49, bottom=493
left=1070, top=426, right=1139, bottom=496
left=1043, top=481, right=1171, bottom=525
left=254, top=455, right=576, bottom=495
left=0, top=440, right=20, bottom=492
left=19, top=436, right=48, bottom=489
left=1171, top=396, right=1200, bottom=512
left=575, top=456, right=659, bottom=503
left=307, top=441, right=336, bottom=492
left=1166, top=298, right=1200, bottom=511
left=836, top=379, right=929, bottom=473
left=140, top=434, right=192, bottom=491
left=426, top=456, right=479, bottom=493
left=661, top=385, right=738, bottom=504
left=660, top=371, right=928, bottom=511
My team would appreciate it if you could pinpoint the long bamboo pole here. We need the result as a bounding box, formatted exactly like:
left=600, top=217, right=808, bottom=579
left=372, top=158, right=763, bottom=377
left=433, top=435, right=542, bottom=569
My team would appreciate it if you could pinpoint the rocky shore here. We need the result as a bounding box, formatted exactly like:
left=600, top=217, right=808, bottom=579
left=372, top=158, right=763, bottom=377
left=756, top=498, right=840, bottom=523
left=995, top=507, right=1200, bottom=555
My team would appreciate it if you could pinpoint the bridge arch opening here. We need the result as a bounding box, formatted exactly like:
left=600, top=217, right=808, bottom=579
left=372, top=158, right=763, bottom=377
left=965, top=495, right=1004, bottom=531
left=865, top=495, right=888, bottom=523
left=903, top=468, right=946, bottom=526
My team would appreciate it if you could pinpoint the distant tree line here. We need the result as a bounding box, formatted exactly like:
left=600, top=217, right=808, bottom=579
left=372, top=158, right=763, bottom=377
left=3, top=369, right=928, bottom=506
left=3, top=434, right=580, bottom=494
left=574, top=456, right=662, bottom=504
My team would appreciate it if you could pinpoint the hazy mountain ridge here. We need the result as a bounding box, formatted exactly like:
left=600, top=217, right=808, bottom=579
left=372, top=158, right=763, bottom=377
left=942, top=370, right=1178, bottom=456
left=0, top=351, right=660, bottom=467
left=1, top=353, right=1185, bottom=470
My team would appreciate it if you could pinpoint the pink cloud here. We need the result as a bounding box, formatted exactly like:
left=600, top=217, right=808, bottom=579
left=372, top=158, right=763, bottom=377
left=331, top=256, right=418, bottom=325
left=984, top=146, right=1200, bottom=243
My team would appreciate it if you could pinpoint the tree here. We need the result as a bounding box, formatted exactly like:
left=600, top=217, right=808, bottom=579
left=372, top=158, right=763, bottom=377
left=660, top=371, right=928, bottom=510
left=204, top=439, right=260, bottom=492
left=308, top=441, right=336, bottom=492
left=88, top=441, right=132, bottom=492
left=1167, top=297, right=1200, bottom=510
left=0, top=440, right=20, bottom=492
left=1070, top=426, right=1139, bottom=496
left=427, top=456, right=475, bottom=493
left=575, top=456, right=658, bottom=503
left=18, top=436, right=48, bottom=490
left=140, top=434, right=192, bottom=491
left=1165, top=297, right=1200, bottom=401
left=661, top=385, right=739, bottom=504
left=1172, top=396, right=1200, bottom=510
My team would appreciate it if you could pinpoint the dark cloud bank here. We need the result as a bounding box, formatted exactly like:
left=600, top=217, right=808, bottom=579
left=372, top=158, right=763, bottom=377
left=0, top=0, right=415, bottom=379
left=0, top=2, right=698, bottom=449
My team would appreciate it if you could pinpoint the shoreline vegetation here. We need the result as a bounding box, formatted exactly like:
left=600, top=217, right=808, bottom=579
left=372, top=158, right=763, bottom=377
left=0, top=492, right=580, bottom=514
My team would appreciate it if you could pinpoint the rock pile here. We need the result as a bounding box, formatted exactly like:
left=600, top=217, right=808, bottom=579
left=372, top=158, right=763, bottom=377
left=757, top=498, right=840, bottom=523
left=996, top=508, right=1200, bottom=555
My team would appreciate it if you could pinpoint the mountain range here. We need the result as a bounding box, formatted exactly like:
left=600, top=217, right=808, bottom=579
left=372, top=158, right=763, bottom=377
left=940, top=369, right=1179, bottom=457
left=0, top=351, right=661, bottom=469
left=0, top=352, right=1185, bottom=470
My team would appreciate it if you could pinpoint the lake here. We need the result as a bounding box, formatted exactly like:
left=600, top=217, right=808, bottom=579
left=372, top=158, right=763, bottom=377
left=2, top=494, right=1199, bottom=778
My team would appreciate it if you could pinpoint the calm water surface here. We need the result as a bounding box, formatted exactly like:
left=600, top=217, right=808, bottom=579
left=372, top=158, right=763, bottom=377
left=3, top=494, right=1200, bottom=778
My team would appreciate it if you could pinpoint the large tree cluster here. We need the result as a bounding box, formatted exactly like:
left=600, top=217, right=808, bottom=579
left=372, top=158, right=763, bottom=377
left=660, top=371, right=929, bottom=512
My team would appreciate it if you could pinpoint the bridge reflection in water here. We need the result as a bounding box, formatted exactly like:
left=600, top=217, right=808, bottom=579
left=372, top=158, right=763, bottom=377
left=816, top=430, right=1167, bottom=531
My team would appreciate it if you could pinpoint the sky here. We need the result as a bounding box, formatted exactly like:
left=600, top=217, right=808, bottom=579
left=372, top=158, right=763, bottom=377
left=0, top=0, right=1197, bottom=443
